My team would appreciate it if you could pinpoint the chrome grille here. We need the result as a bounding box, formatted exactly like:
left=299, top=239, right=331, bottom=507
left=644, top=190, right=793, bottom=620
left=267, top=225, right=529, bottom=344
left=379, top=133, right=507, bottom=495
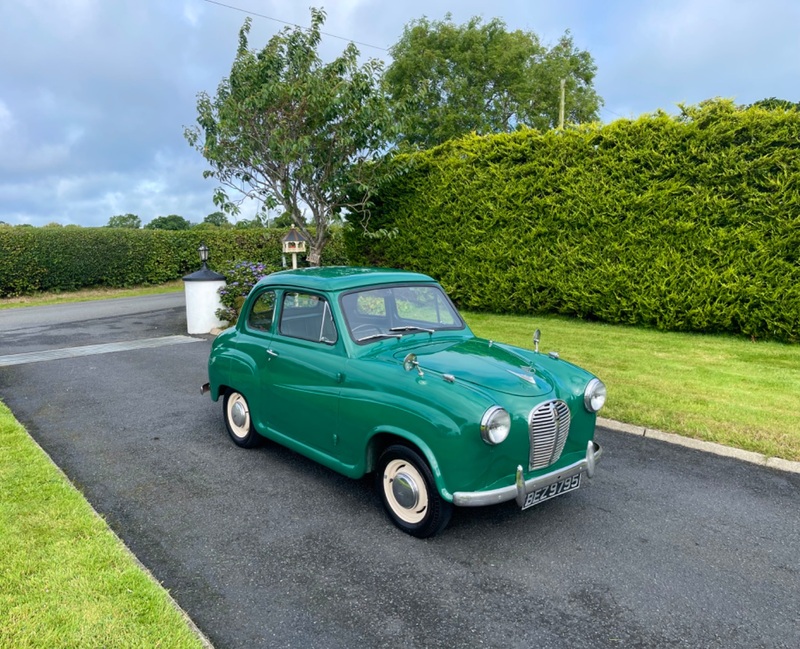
left=528, top=400, right=571, bottom=470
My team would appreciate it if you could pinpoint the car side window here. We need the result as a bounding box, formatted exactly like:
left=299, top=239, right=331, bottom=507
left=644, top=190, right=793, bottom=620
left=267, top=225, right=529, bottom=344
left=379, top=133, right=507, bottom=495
left=279, top=292, right=338, bottom=344
left=247, top=290, right=276, bottom=332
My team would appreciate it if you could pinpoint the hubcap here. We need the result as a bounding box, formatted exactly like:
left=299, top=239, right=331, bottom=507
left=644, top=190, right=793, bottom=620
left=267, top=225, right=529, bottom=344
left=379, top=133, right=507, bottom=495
left=231, top=401, right=247, bottom=428
left=392, top=472, right=419, bottom=509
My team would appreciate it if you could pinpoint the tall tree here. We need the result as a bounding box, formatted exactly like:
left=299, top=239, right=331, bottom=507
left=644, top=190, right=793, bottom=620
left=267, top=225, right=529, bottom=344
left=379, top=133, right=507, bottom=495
left=202, top=211, right=231, bottom=227
left=385, top=15, right=602, bottom=148
left=144, top=215, right=191, bottom=230
left=185, top=8, right=394, bottom=265
left=106, top=213, right=141, bottom=229
left=748, top=97, right=800, bottom=111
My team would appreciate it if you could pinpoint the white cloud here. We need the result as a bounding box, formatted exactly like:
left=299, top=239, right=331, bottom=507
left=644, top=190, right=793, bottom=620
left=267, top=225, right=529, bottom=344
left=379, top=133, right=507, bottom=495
left=2, top=0, right=800, bottom=227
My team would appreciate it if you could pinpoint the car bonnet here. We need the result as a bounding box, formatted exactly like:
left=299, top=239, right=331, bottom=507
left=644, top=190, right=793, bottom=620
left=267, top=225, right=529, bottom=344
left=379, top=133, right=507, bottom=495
left=393, top=338, right=553, bottom=397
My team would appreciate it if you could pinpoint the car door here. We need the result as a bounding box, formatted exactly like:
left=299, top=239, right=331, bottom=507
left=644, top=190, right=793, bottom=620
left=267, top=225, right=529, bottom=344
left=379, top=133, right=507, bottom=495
left=259, top=290, right=345, bottom=458
left=234, top=288, right=277, bottom=429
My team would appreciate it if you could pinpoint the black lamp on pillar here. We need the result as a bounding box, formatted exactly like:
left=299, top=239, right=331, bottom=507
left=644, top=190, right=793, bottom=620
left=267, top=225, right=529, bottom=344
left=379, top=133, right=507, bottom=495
left=198, top=243, right=209, bottom=270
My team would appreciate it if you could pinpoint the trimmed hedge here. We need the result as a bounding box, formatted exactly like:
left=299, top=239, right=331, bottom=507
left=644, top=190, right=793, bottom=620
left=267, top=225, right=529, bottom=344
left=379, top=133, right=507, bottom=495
left=0, top=227, right=348, bottom=297
left=346, top=101, right=800, bottom=342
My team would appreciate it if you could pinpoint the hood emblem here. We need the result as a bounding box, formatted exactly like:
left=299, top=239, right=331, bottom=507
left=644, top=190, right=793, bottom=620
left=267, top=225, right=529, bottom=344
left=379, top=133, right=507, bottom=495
left=507, top=370, right=537, bottom=386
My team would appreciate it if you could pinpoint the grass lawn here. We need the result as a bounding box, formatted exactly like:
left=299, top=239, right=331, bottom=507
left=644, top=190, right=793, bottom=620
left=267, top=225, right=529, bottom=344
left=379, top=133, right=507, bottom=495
left=0, top=402, right=205, bottom=649
left=0, top=281, right=183, bottom=310
left=465, top=312, right=800, bottom=462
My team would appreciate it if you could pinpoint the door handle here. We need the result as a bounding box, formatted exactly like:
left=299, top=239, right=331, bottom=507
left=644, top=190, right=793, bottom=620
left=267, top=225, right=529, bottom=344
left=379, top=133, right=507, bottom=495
left=266, top=349, right=279, bottom=357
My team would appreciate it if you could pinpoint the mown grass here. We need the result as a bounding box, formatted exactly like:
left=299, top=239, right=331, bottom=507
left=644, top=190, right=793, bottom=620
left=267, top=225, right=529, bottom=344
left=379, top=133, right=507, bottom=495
left=0, top=281, right=183, bottom=310
left=465, top=312, right=800, bottom=462
left=0, top=402, right=205, bottom=649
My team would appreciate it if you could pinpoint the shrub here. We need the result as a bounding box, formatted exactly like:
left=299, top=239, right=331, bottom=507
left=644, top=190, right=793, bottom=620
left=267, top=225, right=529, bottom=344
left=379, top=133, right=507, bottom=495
left=216, top=261, right=276, bottom=323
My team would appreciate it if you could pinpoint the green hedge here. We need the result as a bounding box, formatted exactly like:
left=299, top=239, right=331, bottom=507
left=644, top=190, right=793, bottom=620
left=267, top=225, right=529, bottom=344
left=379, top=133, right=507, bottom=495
left=346, top=100, right=800, bottom=342
left=0, top=227, right=348, bottom=297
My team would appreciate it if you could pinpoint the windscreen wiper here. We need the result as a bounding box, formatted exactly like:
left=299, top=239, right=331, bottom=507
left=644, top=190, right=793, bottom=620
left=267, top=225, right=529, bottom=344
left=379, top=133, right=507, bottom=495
left=390, top=326, right=435, bottom=334
left=357, top=333, right=404, bottom=343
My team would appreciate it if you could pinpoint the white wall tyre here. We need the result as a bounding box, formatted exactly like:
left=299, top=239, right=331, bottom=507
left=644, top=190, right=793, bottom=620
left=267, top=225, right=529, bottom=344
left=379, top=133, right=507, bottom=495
left=376, top=445, right=452, bottom=538
left=223, top=390, right=261, bottom=448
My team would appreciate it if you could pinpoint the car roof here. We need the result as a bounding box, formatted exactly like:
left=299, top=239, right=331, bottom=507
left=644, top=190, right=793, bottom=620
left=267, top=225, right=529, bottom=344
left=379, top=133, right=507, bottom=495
left=253, top=266, right=437, bottom=292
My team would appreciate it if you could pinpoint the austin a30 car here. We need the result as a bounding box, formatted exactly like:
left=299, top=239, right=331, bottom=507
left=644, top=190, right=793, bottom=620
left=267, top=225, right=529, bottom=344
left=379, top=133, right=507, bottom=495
left=203, top=267, right=605, bottom=537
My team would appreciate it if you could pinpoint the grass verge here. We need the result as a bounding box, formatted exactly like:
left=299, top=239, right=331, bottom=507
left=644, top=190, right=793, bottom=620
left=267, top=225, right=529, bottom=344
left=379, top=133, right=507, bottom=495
left=465, top=312, right=800, bottom=462
left=0, top=401, right=205, bottom=649
left=0, top=281, right=183, bottom=310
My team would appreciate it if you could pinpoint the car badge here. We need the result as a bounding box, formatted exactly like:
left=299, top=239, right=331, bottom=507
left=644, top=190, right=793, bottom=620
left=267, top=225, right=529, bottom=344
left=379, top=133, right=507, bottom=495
left=507, top=370, right=537, bottom=386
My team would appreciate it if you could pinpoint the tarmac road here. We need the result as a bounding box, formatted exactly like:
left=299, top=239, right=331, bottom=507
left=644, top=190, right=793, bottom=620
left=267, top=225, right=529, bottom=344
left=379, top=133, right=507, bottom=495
left=1, top=297, right=798, bottom=649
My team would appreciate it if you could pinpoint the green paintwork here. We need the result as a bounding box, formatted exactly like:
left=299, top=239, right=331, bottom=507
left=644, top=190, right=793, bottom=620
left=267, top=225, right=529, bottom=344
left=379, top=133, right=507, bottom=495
left=207, top=267, right=601, bottom=503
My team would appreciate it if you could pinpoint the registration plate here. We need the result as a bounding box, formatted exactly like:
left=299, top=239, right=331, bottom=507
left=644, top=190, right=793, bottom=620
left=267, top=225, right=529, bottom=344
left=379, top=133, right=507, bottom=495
left=522, top=473, right=582, bottom=510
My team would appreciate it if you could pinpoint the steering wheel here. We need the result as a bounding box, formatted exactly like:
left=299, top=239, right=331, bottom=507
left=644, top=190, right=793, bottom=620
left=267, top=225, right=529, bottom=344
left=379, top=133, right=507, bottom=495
left=351, top=324, right=382, bottom=337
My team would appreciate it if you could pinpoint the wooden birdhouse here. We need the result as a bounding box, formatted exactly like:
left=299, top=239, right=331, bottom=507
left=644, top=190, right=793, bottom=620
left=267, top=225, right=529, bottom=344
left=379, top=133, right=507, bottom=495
left=281, top=226, right=307, bottom=254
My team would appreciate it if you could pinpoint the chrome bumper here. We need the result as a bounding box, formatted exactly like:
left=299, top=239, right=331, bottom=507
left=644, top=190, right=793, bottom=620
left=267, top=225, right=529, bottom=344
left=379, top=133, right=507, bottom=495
left=452, top=440, right=602, bottom=507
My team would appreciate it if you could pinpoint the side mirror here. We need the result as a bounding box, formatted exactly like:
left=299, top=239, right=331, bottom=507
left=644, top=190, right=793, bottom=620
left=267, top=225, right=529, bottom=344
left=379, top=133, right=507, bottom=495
left=533, top=329, right=541, bottom=353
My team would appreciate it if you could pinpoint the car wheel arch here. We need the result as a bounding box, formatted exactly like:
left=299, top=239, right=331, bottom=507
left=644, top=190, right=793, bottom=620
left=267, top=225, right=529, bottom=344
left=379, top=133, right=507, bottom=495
left=365, top=428, right=453, bottom=503
left=210, top=381, right=241, bottom=402
left=208, top=350, right=258, bottom=401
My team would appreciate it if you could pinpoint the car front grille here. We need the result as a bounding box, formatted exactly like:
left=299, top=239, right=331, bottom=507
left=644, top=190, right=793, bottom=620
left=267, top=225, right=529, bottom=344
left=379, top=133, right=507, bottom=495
left=528, top=400, right=571, bottom=470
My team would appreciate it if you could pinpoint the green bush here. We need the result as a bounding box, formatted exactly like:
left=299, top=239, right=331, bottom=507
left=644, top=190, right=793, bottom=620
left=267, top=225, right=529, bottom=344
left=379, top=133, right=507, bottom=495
left=216, top=260, right=277, bottom=322
left=346, top=100, right=800, bottom=342
left=0, top=227, right=350, bottom=297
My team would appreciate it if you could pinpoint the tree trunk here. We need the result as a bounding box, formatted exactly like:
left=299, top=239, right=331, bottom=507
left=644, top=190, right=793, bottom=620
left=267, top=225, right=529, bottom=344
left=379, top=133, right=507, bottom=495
left=307, top=247, right=322, bottom=266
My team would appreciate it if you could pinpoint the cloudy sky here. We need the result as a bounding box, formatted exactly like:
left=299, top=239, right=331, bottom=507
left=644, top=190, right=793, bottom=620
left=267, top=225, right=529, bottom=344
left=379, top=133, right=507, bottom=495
left=2, top=0, right=799, bottom=227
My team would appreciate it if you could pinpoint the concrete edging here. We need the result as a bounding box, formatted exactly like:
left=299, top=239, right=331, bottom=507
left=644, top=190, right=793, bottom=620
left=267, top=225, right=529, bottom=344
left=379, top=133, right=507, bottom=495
left=597, top=417, right=800, bottom=475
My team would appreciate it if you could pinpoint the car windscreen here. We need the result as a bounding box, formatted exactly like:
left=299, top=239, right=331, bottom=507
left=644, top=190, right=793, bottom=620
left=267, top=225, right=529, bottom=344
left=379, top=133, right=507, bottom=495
left=341, top=284, right=464, bottom=343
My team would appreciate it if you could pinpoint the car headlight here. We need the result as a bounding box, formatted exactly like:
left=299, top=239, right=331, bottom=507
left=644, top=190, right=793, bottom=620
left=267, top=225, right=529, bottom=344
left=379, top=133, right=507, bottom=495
left=480, top=406, right=511, bottom=445
left=584, top=378, right=607, bottom=413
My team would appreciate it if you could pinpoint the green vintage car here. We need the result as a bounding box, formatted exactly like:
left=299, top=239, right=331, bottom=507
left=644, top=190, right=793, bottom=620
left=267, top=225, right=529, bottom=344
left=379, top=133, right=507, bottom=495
left=203, top=267, right=605, bottom=537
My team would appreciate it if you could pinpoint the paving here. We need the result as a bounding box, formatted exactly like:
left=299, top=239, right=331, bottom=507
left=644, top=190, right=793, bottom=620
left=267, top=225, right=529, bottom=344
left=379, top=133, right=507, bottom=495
left=1, top=296, right=798, bottom=649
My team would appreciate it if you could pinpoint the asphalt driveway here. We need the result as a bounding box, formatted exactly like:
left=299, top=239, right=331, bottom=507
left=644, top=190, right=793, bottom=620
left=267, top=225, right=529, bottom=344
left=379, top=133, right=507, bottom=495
left=1, top=296, right=798, bottom=648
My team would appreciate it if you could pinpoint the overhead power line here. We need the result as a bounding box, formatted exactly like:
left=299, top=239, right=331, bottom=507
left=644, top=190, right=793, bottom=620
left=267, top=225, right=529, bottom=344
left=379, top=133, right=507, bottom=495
left=202, top=0, right=389, bottom=52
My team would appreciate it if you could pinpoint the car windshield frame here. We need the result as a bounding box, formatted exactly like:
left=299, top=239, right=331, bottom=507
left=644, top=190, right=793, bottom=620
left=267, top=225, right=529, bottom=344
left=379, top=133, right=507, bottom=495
left=339, top=283, right=466, bottom=344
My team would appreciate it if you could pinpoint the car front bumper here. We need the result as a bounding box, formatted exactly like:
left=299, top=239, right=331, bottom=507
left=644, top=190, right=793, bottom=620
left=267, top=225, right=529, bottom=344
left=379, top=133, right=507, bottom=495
left=452, top=440, right=602, bottom=508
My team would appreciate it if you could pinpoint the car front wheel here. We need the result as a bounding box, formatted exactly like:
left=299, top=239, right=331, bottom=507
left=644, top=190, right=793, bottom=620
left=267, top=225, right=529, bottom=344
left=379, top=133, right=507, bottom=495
left=223, top=390, right=261, bottom=448
left=376, top=445, right=452, bottom=538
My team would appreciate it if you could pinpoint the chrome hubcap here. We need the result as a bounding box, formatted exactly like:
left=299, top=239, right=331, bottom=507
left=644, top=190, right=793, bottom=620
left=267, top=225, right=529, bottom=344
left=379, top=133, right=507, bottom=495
left=231, top=400, right=247, bottom=429
left=392, top=472, right=419, bottom=510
